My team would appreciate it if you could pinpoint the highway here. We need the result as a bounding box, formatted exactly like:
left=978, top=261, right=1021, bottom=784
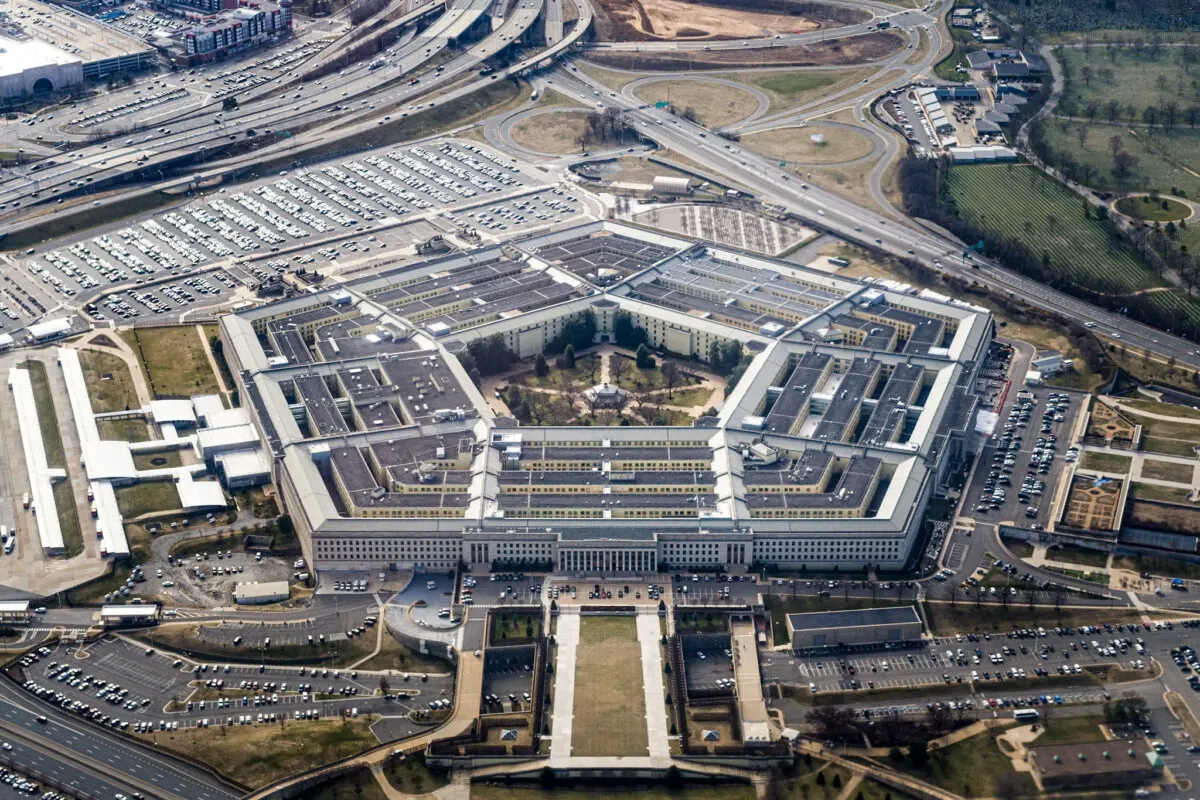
left=0, top=674, right=239, bottom=800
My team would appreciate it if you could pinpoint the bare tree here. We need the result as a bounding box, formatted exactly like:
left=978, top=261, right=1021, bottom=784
left=661, top=360, right=681, bottom=400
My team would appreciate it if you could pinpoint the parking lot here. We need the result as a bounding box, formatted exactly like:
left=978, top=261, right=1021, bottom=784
left=967, top=385, right=1086, bottom=530
left=682, top=639, right=736, bottom=693
left=9, top=636, right=448, bottom=736
left=481, top=645, right=535, bottom=713
left=7, top=138, right=586, bottom=328
left=761, top=620, right=1182, bottom=695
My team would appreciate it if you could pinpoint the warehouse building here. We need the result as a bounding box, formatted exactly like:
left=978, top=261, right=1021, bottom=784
left=785, top=606, right=923, bottom=649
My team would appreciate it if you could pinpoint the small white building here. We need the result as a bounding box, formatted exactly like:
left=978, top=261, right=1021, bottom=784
left=652, top=176, right=693, bottom=195
left=234, top=581, right=290, bottom=605
left=27, top=317, right=73, bottom=342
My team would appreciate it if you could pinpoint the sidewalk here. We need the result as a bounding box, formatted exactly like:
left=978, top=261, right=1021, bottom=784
left=549, top=609, right=580, bottom=763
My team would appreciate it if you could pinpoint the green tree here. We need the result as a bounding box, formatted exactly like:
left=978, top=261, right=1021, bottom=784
left=534, top=353, right=549, bottom=377
left=635, top=343, right=653, bottom=369
left=222, top=96, right=239, bottom=111
left=563, top=343, right=576, bottom=368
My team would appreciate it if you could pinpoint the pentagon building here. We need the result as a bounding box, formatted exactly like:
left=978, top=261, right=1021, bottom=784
left=221, top=220, right=992, bottom=576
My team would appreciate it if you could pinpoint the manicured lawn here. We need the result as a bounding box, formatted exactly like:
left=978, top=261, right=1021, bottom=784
left=115, top=482, right=181, bottom=518
left=133, top=450, right=184, bottom=471
left=1113, top=553, right=1200, bottom=580
left=121, top=326, right=222, bottom=398
left=924, top=600, right=1152, bottom=634
left=743, top=125, right=875, bottom=166
left=308, top=767, right=387, bottom=800
left=79, top=350, right=141, bottom=413
left=1057, top=46, right=1200, bottom=118
left=631, top=80, right=758, bottom=128
left=1116, top=195, right=1191, bottom=222
left=572, top=616, right=647, bottom=757
left=382, top=752, right=449, bottom=796
left=23, top=361, right=65, bottom=469
left=52, top=480, right=84, bottom=559
left=144, top=718, right=379, bottom=789
left=734, top=68, right=874, bottom=112
left=1129, top=482, right=1192, bottom=503
left=947, top=164, right=1162, bottom=294
left=1140, top=458, right=1194, bottom=483
left=1035, top=713, right=1107, bottom=745
left=97, top=418, right=152, bottom=442
left=490, top=612, right=542, bottom=645
left=1077, top=450, right=1132, bottom=473
left=1044, top=543, right=1111, bottom=568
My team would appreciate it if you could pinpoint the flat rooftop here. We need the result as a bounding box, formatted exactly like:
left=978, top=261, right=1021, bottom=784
left=534, top=232, right=677, bottom=284
left=0, top=35, right=80, bottom=77
left=786, top=606, right=920, bottom=631
left=8, top=0, right=154, bottom=62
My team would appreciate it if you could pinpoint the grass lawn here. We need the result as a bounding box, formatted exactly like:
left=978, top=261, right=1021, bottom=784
left=490, top=612, right=542, bottom=645
left=1113, top=553, right=1200, bottom=580
left=115, top=482, right=181, bottom=517
left=308, top=767, right=387, bottom=800
left=1034, top=713, right=1107, bottom=745
left=1003, top=539, right=1036, bottom=559
left=473, top=789, right=755, bottom=800
left=572, top=616, right=647, bottom=757
left=924, top=601, right=1152, bottom=635
left=656, top=386, right=713, bottom=408
left=78, top=350, right=141, bottom=413
left=743, top=125, right=875, bottom=165
left=1057, top=46, right=1200, bottom=118
left=768, top=760, right=852, bottom=800
left=510, top=110, right=591, bottom=155
left=52, top=480, right=84, bottom=559
left=1140, top=458, right=1194, bottom=483
left=630, top=79, right=758, bottom=128
left=730, top=68, right=874, bottom=113
left=894, top=723, right=1036, bottom=798
left=1078, top=450, right=1132, bottom=473
left=133, top=450, right=184, bottom=470
left=1121, top=399, right=1200, bottom=420
left=383, top=753, right=449, bottom=796
left=575, top=61, right=645, bottom=92
left=946, top=164, right=1164, bottom=295
left=512, top=354, right=599, bottom=390
left=23, top=361, right=65, bottom=469
left=1045, top=543, right=1111, bottom=568
left=1115, top=195, right=1191, bottom=222
left=122, top=327, right=222, bottom=399
left=1129, top=482, right=1193, bottom=503
left=1166, top=691, right=1200, bottom=743
left=144, top=718, right=379, bottom=789
left=97, top=418, right=152, bottom=442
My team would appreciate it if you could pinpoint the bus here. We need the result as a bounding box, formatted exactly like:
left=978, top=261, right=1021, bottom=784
left=1013, top=709, right=1040, bottom=722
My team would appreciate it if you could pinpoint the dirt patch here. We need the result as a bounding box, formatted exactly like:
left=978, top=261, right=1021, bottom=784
left=1061, top=473, right=1122, bottom=532
left=1127, top=499, right=1200, bottom=534
left=631, top=79, right=758, bottom=128
left=89, top=334, right=118, bottom=348
left=592, top=0, right=866, bottom=43
left=587, top=32, right=904, bottom=70
left=743, top=124, right=874, bottom=165
left=510, top=110, right=591, bottom=154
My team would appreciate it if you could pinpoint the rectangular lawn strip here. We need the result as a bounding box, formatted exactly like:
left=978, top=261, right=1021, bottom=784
left=24, top=361, right=84, bottom=557
left=78, top=350, right=141, bottom=413
left=923, top=601, right=1155, bottom=635
left=114, top=482, right=182, bottom=518
left=1129, top=482, right=1193, bottom=503
left=1077, top=450, right=1132, bottom=473
left=52, top=480, right=84, bottom=558
left=572, top=616, right=648, bottom=758
left=946, top=164, right=1163, bottom=294
left=144, top=718, right=379, bottom=790
left=489, top=612, right=543, bottom=645
left=121, top=327, right=222, bottom=398
left=1112, top=553, right=1200, bottom=580
left=1140, top=458, right=1194, bottom=483
left=133, top=450, right=184, bottom=471
left=1043, top=543, right=1111, bottom=568
left=96, top=418, right=152, bottom=442
left=1034, top=713, right=1108, bottom=745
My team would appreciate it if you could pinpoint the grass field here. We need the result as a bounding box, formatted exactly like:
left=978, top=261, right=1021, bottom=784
left=1078, top=450, right=1132, bottom=473
left=1034, top=713, right=1108, bottom=745
left=78, top=350, right=141, bottom=413
left=1114, top=553, right=1200, bottom=580
left=947, top=164, right=1162, bottom=293
left=894, top=723, right=1036, bottom=798
left=743, top=125, right=874, bottom=165
left=1140, top=458, right=1194, bottom=483
left=575, top=61, right=646, bottom=92
left=23, top=360, right=84, bottom=557
left=146, top=718, right=379, bottom=789
left=1040, top=120, right=1200, bottom=200
left=308, top=767, right=387, bottom=800
left=728, top=68, right=873, bottom=113
left=383, top=753, right=448, bottom=796
left=97, top=418, right=152, bottom=443
left=1057, top=46, right=1200, bottom=117
left=631, top=80, right=758, bottom=128
left=510, top=110, right=591, bottom=154
left=572, top=616, right=647, bottom=757
left=115, top=482, right=181, bottom=517
left=924, top=601, right=1153, bottom=635
left=1045, top=543, right=1111, bottom=568
left=1129, top=482, right=1193, bottom=503
left=1121, top=399, right=1200, bottom=420
left=122, top=327, right=222, bottom=399
left=1116, top=195, right=1191, bottom=221
left=1133, top=414, right=1200, bottom=457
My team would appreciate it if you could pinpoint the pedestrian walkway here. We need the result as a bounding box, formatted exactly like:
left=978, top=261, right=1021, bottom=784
left=635, top=608, right=671, bottom=760
left=549, top=609, right=580, bottom=763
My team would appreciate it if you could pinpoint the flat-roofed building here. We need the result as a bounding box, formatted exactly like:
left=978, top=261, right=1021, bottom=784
left=100, top=604, right=161, bottom=627
left=785, top=606, right=922, bottom=649
left=1029, top=742, right=1160, bottom=792
left=233, top=581, right=290, bottom=605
